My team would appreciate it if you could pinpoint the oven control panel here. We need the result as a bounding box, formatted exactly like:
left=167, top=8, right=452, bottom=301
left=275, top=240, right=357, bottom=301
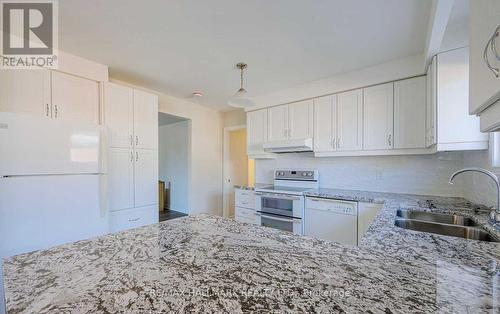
left=274, top=169, right=318, bottom=180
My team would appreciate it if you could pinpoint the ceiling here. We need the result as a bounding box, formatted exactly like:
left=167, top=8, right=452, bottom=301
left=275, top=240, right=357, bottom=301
left=59, top=0, right=432, bottom=111
left=158, top=113, right=187, bottom=126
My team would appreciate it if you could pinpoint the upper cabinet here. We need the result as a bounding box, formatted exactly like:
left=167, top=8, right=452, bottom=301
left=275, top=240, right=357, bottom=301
left=268, top=100, right=313, bottom=142
left=434, top=48, right=488, bottom=150
left=0, top=69, right=99, bottom=124
left=133, top=89, right=159, bottom=150
left=469, top=0, right=500, bottom=115
left=314, top=90, right=362, bottom=154
left=51, top=71, right=99, bottom=124
left=363, top=83, right=394, bottom=150
left=288, top=100, right=314, bottom=140
left=393, top=76, right=426, bottom=149
left=104, top=82, right=158, bottom=151
left=0, top=70, right=51, bottom=117
left=268, top=104, right=288, bottom=141
left=247, top=109, right=270, bottom=157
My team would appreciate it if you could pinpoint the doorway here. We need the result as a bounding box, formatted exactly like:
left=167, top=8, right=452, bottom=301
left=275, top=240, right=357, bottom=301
left=223, top=125, right=255, bottom=218
left=158, top=112, right=190, bottom=221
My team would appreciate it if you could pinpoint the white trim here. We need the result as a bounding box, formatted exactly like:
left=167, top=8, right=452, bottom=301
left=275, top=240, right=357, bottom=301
left=222, top=124, right=247, bottom=218
left=423, top=0, right=454, bottom=69
left=436, top=141, right=489, bottom=152
left=314, top=148, right=436, bottom=157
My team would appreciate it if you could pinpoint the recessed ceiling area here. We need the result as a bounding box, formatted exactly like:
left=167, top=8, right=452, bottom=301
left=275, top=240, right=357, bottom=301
left=59, top=0, right=433, bottom=110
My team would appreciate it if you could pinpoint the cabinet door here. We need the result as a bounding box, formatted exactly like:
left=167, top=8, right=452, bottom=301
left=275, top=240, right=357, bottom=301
left=288, top=100, right=313, bottom=140
left=469, top=0, right=500, bottom=114
left=133, top=89, right=158, bottom=150
left=134, top=149, right=158, bottom=208
left=267, top=104, right=288, bottom=141
left=247, top=109, right=268, bottom=155
left=51, top=71, right=99, bottom=124
left=313, top=96, right=336, bottom=152
left=108, top=148, right=134, bottom=211
left=337, top=89, right=363, bottom=151
left=104, top=82, right=134, bottom=148
left=426, top=56, right=437, bottom=147
left=394, top=77, right=426, bottom=149
left=0, top=69, right=50, bottom=117
left=437, top=48, right=488, bottom=145
left=363, top=83, right=394, bottom=150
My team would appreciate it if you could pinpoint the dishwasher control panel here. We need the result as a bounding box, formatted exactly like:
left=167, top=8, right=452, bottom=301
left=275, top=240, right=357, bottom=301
left=305, top=198, right=358, bottom=215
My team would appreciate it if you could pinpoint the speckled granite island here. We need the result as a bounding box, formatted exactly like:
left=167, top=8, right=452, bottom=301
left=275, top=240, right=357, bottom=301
left=3, top=190, right=500, bottom=313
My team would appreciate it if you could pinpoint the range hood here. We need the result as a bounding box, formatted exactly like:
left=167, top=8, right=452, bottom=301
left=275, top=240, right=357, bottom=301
left=263, top=138, right=313, bottom=153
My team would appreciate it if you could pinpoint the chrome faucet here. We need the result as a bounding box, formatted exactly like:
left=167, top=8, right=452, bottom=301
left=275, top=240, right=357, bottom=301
left=449, top=167, right=500, bottom=229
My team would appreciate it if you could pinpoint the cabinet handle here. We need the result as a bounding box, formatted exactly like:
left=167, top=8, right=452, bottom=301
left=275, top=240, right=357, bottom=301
left=332, top=138, right=336, bottom=149
left=484, top=25, right=500, bottom=78
left=130, top=151, right=133, bottom=162
left=388, top=134, right=392, bottom=147
left=130, top=135, right=133, bottom=146
left=136, top=136, right=139, bottom=146
left=136, top=151, right=139, bottom=162
left=54, top=105, right=58, bottom=118
left=128, top=217, right=140, bottom=222
left=337, top=138, right=341, bottom=149
left=46, top=104, right=49, bottom=117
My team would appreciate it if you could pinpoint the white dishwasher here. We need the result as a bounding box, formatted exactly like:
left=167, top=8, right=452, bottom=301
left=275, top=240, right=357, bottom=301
left=305, top=197, right=358, bottom=245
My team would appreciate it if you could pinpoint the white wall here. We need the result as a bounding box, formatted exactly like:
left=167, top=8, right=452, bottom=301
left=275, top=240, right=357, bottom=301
left=223, top=109, right=246, bottom=127
left=111, top=78, right=223, bottom=215
left=249, top=54, right=425, bottom=110
left=255, top=152, right=467, bottom=197
left=159, top=121, right=189, bottom=213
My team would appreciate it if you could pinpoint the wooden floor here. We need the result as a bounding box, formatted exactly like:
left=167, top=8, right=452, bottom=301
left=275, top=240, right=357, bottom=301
left=159, top=209, right=188, bottom=222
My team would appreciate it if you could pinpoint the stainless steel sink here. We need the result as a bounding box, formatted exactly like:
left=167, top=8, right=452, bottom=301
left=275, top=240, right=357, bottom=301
left=394, top=218, right=500, bottom=242
left=396, top=209, right=478, bottom=226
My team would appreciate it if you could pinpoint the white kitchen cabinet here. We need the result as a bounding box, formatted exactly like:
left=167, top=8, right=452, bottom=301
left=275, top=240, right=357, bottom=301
left=469, top=0, right=500, bottom=115
left=288, top=100, right=313, bottom=140
left=363, top=83, right=394, bottom=150
left=235, top=207, right=257, bottom=225
left=314, top=90, right=362, bottom=153
left=109, top=205, right=158, bottom=233
left=235, top=189, right=255, bottom=209
left=104, top=82, right=159, bottom=226
left=436, top=48, right=488, bottom=150
left=51, top=71, right=99, bottom=124
left=134, top=149, right=158, bottom=208
left=247, top=109, right=271, bottom=157
left=0, top=69, right=51, bottom=117
left=357, top=202, right=383, bottom=241
left=108, top=148, right=134, bottom=211
left=313, top=95, right=336, bottom=152
left=133, top=90, right=159, bottom=150
left=104, top=82, right=134, bottom=148
left=394, top=76, right=427, bottom=149
left=267, top=104, right=288, bottom=141
left=426, top=56, right=437, bottom=147
left=337, top=89, right=363, bottom=151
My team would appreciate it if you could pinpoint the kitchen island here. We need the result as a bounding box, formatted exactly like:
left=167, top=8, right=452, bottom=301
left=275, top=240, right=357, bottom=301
left=3, top=190, right=500, bottom=313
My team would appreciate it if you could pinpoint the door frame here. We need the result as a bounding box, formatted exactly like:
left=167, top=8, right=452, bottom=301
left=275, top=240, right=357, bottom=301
left=222, top=124, right=247, bottom=218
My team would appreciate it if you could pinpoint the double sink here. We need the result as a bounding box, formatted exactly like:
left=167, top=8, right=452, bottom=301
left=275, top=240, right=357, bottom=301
left=394, top=209, right=500, bottom=242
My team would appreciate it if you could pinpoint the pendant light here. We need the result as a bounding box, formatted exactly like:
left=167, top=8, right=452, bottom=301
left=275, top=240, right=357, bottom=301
left=228, top=62, right=254, bottom=108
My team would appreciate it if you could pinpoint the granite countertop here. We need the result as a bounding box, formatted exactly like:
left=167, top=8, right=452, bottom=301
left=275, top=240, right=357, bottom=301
left=233, top=183, right=270, bottom=191
left=3, top=190, right=500, bottom=313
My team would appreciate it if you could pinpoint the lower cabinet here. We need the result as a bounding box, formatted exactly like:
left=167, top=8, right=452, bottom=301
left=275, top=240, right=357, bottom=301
left=235, top=207, right=257, bottom=225
left=109, top=205, right=159, bottom=233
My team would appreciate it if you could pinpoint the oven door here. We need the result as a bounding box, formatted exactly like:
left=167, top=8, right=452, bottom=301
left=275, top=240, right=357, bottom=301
left=255, top=212, right=303, bottom=235
left=255, top=193, right=303, bottom=218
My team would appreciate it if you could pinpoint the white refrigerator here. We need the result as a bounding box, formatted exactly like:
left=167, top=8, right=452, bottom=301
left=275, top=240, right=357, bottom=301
left=0, top=112, right=109, bottom=313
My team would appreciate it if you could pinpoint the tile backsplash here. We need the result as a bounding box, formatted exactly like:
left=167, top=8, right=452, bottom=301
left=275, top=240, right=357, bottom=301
left=255, top=152, right=466, bottom=197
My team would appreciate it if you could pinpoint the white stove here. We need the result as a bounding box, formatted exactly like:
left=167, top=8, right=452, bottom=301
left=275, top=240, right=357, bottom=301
left=254, top=169, right=318, bottom=234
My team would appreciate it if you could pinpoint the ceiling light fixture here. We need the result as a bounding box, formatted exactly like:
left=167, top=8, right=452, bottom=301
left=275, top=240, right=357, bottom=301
left=192, top=91, right=203, bottom=97
left=228, top=62, right=254, bottom=108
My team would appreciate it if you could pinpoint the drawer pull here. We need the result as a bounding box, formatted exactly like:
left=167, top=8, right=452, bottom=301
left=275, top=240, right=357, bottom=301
left=128, top=217, right=141, bottom=222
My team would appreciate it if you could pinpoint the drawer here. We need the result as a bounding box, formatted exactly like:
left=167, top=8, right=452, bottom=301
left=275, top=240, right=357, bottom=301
left=235, top=189, right=255, bottom=209
left=109, top=205, right=158, bottom=233
left=306, top=198, right=357, bottom=215
left=235, top=207, right=256, bottom=224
